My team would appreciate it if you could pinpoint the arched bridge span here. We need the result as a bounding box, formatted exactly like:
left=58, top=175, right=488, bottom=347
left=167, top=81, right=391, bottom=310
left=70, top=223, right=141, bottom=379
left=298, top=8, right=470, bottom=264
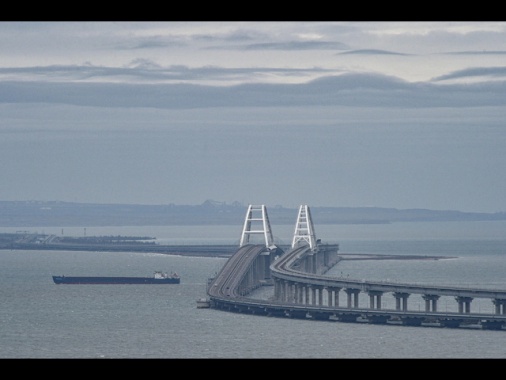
left=204, top=204, right=506, bottom=330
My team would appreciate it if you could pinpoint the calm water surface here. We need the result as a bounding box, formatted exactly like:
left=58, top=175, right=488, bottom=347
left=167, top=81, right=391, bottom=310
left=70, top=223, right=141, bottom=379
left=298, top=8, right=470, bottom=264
left=1, top=221, right=506, bottom=358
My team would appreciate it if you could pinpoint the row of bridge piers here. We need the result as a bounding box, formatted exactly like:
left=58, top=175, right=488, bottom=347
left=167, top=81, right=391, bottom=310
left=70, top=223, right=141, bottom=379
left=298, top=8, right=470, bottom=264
left=229, top=204, right=506, bottom=317
left=272, top=280, right=506, bottom=314
left=207, top=204, right=506, bottom=329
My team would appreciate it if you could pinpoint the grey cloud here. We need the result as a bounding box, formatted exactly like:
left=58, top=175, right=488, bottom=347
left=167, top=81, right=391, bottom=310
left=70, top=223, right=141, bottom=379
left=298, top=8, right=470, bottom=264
left=221, top=30, right=265, bottom=42
left=432, top=66, right=506, bottom=81
left=1, top=73, right=504, bottom=109
left=113, top=29, right=271, bottom=51
left=127, top=59, right=163, bottom=70
left=0, top=64, right=176, bottom=82
left=218, top=40, right=349, bottom=51
left=446, top=50, right=506, bottom=55
left=0, top=64, right=333, bottom=83
left=337, top=49, right=411, bottom=56
left=127, top=38, right=175, bottom=49
left=115, top=35, right=189, bottom=50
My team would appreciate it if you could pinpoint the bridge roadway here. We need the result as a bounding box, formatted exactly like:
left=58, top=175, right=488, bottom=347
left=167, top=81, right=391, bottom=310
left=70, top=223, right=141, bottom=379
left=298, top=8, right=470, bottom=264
left=206, top=244, right=506, bottom=330
left=207, top=244, right=272, bottom=299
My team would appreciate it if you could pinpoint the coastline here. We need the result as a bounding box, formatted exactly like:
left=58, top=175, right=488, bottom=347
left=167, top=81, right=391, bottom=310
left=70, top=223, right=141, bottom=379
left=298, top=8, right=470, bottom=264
left=0, top=232, right=453, bottom=260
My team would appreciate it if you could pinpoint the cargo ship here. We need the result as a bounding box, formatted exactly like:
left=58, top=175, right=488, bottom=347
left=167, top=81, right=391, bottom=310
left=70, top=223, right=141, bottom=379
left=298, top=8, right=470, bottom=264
left=52, top=271, right=180, bottom=285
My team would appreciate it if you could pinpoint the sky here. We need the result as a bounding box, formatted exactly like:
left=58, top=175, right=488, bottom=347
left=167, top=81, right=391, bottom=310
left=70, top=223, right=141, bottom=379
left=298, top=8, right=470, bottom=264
left=0, top=21, right=505, bottom=213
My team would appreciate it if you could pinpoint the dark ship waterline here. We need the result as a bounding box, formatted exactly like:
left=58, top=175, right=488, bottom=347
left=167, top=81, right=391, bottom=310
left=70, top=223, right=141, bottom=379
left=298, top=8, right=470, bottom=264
left=52, top=271, right=180, bottom=284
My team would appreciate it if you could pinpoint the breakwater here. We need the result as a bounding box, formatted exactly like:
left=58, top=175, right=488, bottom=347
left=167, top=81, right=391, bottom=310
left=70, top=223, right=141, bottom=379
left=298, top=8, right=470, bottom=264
left=0, top=232, right=238, bottom=257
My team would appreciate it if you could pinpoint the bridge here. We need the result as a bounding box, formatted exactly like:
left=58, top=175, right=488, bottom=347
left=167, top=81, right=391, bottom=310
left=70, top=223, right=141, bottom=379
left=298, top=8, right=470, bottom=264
left=204, top=205, right=506, bottom=330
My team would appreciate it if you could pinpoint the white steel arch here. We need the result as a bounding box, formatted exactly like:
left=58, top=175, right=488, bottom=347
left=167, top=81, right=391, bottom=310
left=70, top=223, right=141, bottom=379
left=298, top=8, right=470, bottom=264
left=291, top=205, right=317, bottom=250
left=239, top=204, right=274, bottom=248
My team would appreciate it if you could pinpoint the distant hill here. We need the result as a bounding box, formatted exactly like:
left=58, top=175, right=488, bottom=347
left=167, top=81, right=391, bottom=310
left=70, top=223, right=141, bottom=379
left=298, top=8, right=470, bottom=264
left=0, top=200, right=505, bottom=227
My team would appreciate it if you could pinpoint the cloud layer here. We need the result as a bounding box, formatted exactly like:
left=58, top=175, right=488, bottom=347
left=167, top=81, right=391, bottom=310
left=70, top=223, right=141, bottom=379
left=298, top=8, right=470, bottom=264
left=0, top=22, right=505, bottom=213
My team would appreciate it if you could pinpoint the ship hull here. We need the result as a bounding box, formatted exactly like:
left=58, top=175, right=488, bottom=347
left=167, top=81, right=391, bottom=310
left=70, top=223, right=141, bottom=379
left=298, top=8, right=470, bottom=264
left=52, top=276, right=180, bottom=284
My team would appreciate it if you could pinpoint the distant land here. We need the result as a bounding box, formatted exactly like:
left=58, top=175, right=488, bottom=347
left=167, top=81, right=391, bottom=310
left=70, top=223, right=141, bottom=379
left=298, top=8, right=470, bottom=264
left=0, top=200, right=505, bottom=227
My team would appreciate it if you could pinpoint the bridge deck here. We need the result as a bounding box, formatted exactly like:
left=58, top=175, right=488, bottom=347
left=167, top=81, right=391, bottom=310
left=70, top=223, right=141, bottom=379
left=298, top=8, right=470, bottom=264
left=206, top=244, right=506, bottom=331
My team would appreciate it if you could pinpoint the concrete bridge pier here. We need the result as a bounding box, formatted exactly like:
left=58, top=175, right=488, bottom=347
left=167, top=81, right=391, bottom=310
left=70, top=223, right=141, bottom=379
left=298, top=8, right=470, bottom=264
left=290, top=281, right=297, bottom=303
left=274, top=279, right=287, bottom=302
left=422, top=294, right=440, bottom=312
left=274, top=278, right=281, bottom=300
left=258, top=250, right=276, bottom=285
left=317, top=285, right=324, bottom=306
left=455, top=296, right=473, bottom=314
left=345, top=288, right=360, bottom=308
left=393, top=292, right=410, bottom=311
left=368, top=290, right=384, bottom=309
left=304, top=252, right=315, bottom=273
left=303, top=285, right=309, bottom=304
left=293, top=282, right=300, bottom=303
left=326, top=286, right=341, bottom=307
left=295, top=283, right=304, bottom=304
left=283, top=280, right=294, bottom=302
left=283, top=281, right=292, bottom=302
left=493, top=299, right=506, bottom=315
left=238, top=264, right=256, bottom=296
left=310, top=285, right=318, bottom=305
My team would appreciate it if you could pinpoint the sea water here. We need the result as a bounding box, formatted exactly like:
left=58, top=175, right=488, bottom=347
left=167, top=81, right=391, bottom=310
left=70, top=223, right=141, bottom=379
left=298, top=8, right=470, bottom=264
left=1, top=221, right=506, bottom=358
